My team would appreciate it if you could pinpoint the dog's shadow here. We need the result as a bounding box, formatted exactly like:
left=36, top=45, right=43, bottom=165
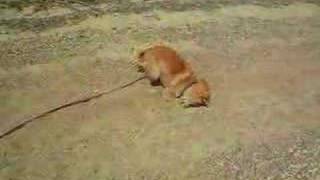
left=150, top=80, right=162, bottom=86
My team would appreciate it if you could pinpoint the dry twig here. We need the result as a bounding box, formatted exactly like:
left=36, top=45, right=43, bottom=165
left=0, top=76, right=145, bottom=140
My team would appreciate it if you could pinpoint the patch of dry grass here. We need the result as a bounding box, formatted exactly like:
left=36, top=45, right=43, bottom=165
left=0, top=2, right=320, bottom=180
left=187, top=134, right=320, bottom=180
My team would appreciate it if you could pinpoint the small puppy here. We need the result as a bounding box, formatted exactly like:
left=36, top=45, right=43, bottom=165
left=135, top=44, right=210, bottom=107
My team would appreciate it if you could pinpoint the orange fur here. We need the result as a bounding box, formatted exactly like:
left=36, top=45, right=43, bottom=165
left=180, top=79, right=210, bottom=107
left=136, top=44, right=211, bottom=107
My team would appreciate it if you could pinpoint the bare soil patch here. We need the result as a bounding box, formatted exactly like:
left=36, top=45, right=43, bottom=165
left=0, top=2, right=320, bottom=180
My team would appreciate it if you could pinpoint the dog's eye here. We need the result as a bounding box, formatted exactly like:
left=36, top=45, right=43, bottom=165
left=138, top=66, right=145, bottom=72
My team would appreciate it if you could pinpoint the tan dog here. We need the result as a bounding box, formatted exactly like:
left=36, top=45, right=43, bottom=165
left=135, top=44, right=210, bottom=107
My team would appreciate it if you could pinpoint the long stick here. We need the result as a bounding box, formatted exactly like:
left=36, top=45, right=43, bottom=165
left=0, top=76, right=145, bottom=140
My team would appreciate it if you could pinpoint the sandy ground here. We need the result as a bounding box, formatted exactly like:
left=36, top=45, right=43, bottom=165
left=0, top=1, right=320, bottom=179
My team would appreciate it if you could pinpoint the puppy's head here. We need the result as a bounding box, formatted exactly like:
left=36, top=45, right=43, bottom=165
left=132, top=48, right=148, bottom=72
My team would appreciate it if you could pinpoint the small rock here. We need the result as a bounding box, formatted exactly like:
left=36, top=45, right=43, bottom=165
left=22, top=5, right=35, bottom=16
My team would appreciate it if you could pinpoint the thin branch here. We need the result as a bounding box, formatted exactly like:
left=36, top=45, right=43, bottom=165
left=0, top=76, right=145, bottom=140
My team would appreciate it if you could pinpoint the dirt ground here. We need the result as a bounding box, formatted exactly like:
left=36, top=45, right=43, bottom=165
left=0, top=1, right=320, bottom=179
